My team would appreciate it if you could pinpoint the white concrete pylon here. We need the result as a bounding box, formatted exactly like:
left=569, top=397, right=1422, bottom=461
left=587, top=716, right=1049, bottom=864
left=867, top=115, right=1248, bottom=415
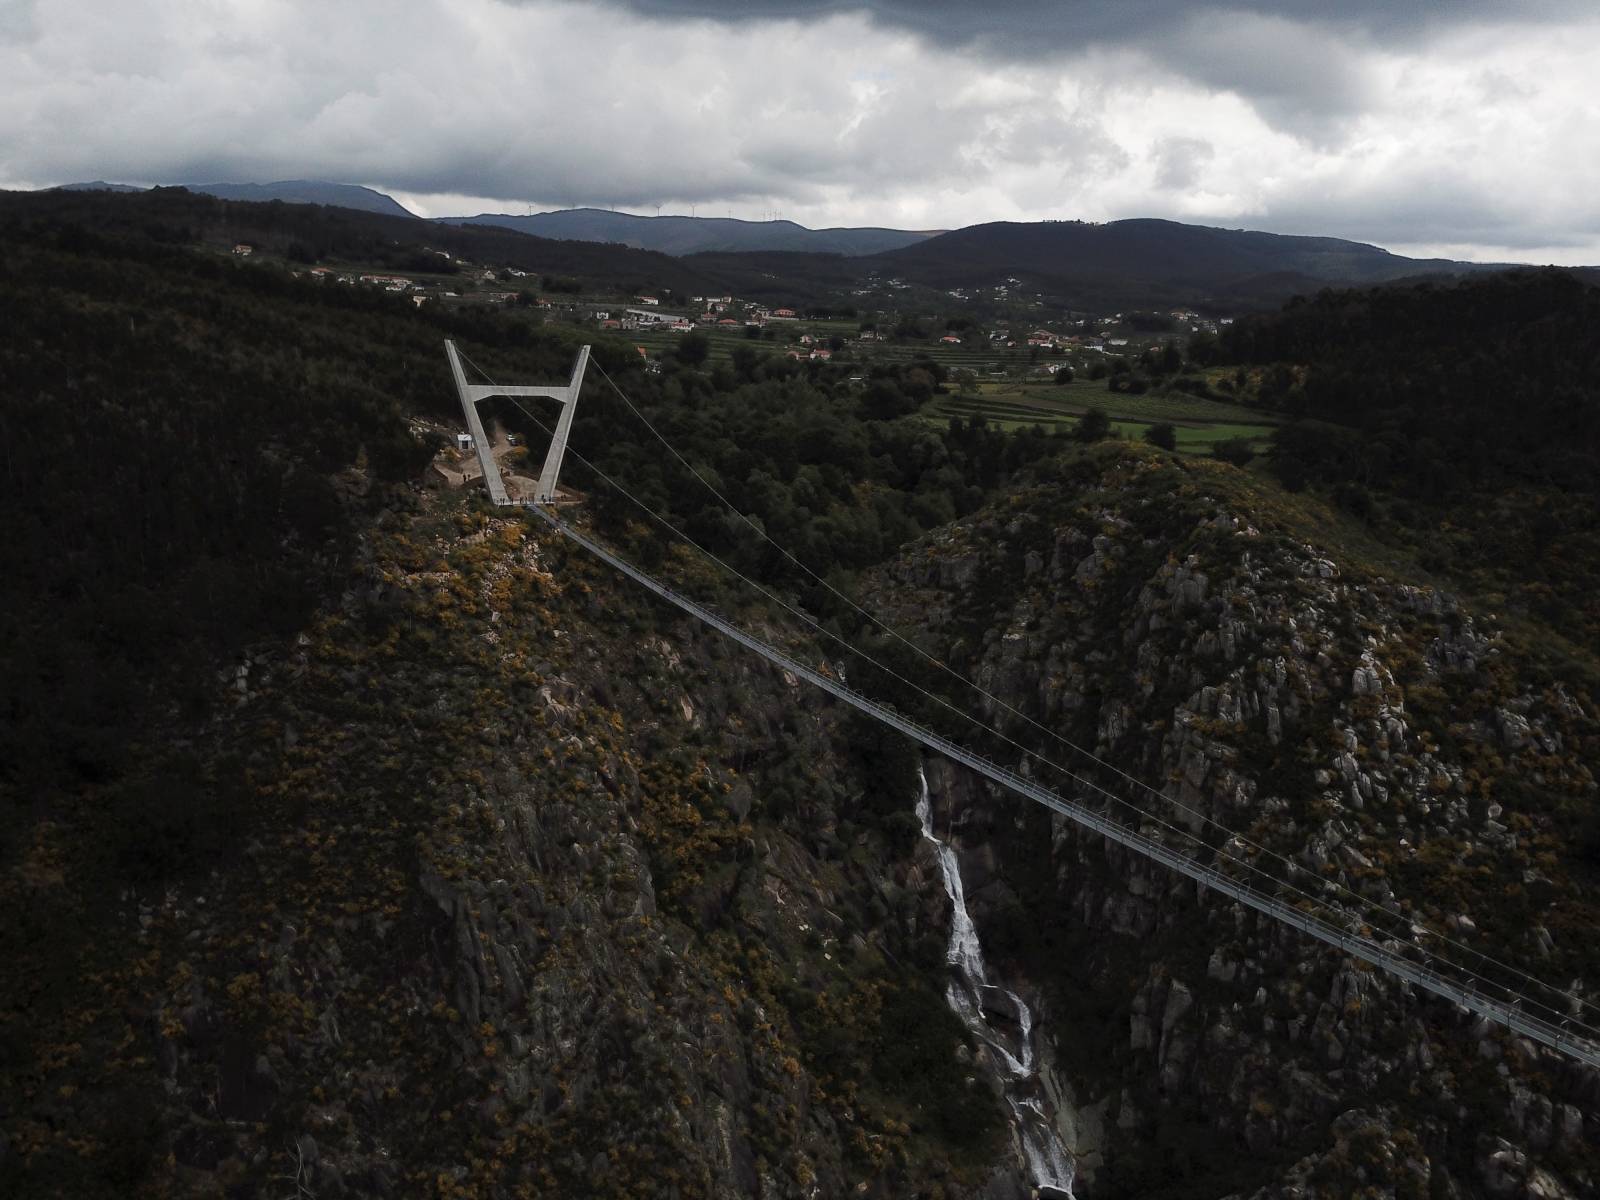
left=444, top=340, right=591, bottom=505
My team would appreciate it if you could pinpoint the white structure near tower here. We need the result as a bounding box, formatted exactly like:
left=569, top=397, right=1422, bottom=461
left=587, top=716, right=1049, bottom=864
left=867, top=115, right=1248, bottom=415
left=444, top=339, right=591, bottom=505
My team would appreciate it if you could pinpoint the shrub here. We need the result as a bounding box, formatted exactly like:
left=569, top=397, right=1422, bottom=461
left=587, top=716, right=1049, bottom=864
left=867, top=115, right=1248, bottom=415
left=1076, top=407, right=1112, bottom=442
left=1144, top=422, right=1178, bottom=451
left=1212, top=437, right=1255, bottom=466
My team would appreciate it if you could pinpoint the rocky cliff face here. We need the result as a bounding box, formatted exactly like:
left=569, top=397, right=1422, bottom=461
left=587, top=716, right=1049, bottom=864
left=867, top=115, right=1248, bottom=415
left=871, top=445, right=1600, bottom=1198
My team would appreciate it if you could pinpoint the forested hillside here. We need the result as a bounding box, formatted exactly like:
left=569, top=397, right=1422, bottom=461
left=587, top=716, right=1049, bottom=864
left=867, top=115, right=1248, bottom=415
left=1217, top=269, right=1600, bottom=646
left=0, top=217, right=628, bottom=866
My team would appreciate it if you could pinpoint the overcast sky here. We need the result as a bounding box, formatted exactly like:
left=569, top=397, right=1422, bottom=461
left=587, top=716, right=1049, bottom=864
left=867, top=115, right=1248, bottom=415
left=3, top=0, right=1597, bottom=263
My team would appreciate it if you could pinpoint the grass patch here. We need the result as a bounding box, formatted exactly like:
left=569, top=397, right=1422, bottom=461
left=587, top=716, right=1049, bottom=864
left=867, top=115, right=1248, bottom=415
left=926, top=387, right=1276, bottom=454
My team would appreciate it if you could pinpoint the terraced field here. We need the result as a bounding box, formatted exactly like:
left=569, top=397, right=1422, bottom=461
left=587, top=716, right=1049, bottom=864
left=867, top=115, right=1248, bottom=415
left=927, top=380, right=1278, bottom=454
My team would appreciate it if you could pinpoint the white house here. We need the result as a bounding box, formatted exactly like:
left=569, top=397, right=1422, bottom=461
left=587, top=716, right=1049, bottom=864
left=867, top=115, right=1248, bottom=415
left=625, top=307, right=689, bottom=327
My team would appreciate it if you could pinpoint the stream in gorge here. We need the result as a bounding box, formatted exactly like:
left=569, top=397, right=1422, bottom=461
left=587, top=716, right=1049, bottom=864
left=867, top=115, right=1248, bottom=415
left=917, top=770, right=1076, bottom=1198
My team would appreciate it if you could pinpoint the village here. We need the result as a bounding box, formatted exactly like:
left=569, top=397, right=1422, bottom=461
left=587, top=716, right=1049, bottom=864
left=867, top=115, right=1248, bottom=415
left=230, top=236, right=1228, bottom=379
left=225, top=235, right=1269, bottom=457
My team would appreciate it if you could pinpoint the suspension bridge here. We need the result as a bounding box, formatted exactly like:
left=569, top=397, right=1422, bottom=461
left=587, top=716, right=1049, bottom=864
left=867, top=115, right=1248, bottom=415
left=444, top=340, right=1600, bottom=1072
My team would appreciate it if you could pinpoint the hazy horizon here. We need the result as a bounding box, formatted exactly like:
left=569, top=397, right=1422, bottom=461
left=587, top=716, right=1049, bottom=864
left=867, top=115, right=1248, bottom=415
left=15, top=176, right=1596, bottom=269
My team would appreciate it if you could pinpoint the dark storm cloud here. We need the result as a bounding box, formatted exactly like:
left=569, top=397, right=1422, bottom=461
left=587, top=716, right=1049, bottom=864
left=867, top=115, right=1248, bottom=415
left=605, top=0, right=1587, bottom=50
left=597, top=0, right=1586, bottom=135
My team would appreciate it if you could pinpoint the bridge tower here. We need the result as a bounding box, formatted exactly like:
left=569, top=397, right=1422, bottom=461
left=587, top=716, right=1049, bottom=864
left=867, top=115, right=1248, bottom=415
left=444, top=340, right=591, bottom=505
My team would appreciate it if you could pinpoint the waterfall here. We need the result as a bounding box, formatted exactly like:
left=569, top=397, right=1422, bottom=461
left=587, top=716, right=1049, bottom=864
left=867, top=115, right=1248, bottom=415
left=918, top=770, right=1075, bottom=1199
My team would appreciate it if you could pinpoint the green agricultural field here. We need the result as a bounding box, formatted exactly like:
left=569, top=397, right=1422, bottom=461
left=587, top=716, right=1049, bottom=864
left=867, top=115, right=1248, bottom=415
left=926, top=379, right=1277, bottom=455
left=975, top=379, right=1269, bottom=424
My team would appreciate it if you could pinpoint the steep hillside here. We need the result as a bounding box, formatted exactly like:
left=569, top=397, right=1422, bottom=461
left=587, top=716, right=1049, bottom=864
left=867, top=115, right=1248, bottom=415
left=444, top=209, right=935, bottom=256
left=1217, top=268, right=1600, bottom=649
left=868, top=444, right=1600, bottom=1198
left=0, top=218, right=445, bottom=827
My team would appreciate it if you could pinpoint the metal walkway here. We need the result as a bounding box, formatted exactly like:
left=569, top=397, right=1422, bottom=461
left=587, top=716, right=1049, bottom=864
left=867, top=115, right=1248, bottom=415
left=528, top=504, right=1600, bottom=1071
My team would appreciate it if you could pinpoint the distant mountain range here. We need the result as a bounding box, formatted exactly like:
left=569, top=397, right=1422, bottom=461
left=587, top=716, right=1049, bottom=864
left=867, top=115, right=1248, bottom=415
left=36, top=179, right=1597, bottom=310
left=438, top=208, right=937, bottom=256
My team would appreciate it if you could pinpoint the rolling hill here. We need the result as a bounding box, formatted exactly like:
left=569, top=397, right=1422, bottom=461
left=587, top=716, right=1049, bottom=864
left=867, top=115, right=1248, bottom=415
left=441, top=207, right=936, bottom=256
left=863, top=217, right=1572, bottom=310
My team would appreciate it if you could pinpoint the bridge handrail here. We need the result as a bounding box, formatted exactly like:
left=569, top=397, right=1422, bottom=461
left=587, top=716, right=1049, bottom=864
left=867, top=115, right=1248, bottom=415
left=530, top=505, right=1600, bottom=1071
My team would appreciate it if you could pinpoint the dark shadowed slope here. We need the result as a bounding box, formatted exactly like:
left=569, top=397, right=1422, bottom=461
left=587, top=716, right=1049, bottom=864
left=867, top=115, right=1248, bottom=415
left=179, top=180, right=419, bottom=218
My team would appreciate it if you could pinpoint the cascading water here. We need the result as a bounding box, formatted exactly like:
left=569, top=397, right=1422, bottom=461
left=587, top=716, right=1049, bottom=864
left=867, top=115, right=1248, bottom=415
left=917, top=770, right=1075, bottom=1199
